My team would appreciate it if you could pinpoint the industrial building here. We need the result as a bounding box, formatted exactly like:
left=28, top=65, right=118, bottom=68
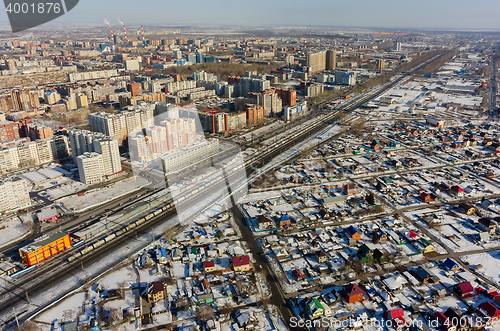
left=19, top=232, right=72, bottom=266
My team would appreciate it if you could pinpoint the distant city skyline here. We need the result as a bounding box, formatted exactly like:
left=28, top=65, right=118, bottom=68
left=0, top=0, right=499, bottom=31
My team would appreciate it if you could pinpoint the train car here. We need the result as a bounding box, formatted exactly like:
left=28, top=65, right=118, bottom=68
left=73, top=240, right=85, bottom=248
left=93, top=240, right=105, bottom=249
left=126, top=223, right=137, bottom=231
left=136, top=218, right=146, bottom=226
left=10, top=265, right=36, bottom=278
left=153, top=209, right=162, bottom=216
left=81, top=246, right=93, bottom=255
left=145, top=214, right=154, bottom=220
left=116, top=228, right=126, bottom=237
left=104, top=233, right=116, bottom=242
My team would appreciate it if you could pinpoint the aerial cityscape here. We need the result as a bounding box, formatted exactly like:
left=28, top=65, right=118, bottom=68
left=0, top=2, right=500, bottom=331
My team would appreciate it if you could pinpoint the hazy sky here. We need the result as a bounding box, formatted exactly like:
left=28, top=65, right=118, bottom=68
left=1, top=0, right=500, bottom=31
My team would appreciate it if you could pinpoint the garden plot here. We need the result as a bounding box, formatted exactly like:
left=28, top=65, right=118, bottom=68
left=428, top=224, right=481, bottom=253
left=461, top=251, right=500, bottom=287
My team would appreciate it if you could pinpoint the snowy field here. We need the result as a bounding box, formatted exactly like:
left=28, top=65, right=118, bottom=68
left=0, top=215, right=31, bottom=247
left=60, top=177, right=149, bottom=212
left=460, top=251, right=500, bottom=286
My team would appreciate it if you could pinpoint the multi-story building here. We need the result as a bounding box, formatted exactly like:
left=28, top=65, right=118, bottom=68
left=377, top=59, right=386, bottom=70
left=238, top=78, right=270, bottom=97
left=394, top=42, right=402, bottom=51
left=76, top=152, right=105, bottom=184
left=0, top=177, right=31, bottom=213
left=306, top=50, right=327, bottom=73
left=284, top=101, right=308, bottom=122
left=19, top=232, right=71, bottom=266
left=161, top=139, right=219, bottom=173
left=125, top=59, right=140, bottom=71
left=165, top=80, right=197, bottom=93
left=0, top=121, right=20, bottom=142
left=276, top=89, right=297, bottom=107
left=76, top=93, right=88, bottom=109
left=88, top=107, right=154, bottom=146
left=93, top=137, right=122, bottom=177
left=44, top=90, right=61, bottom=105
left=326, top=50, right=337, bottom=70
left=245, top=104, right=264, bottom=125
left=0, top=136, right=69, bottom=173
left=68, top=129, right=104, bottom=161
left=26, top=124, right=53, bottom=140
left=248, top=88, right=282, bottom=116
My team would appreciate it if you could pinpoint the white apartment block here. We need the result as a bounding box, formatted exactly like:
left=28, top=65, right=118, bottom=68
left=0, top=136, right=70, bottom=174
left=0, top=177, right=31, bottom=213
left=76, top=152, right=105, bottom=185
left=93, top=137, right=122, bottom=176
left=88, top=107, right=154, bottom=146
left=68, top=129, right=105, bottom=161
left=162, top=139, right=219, bottom=172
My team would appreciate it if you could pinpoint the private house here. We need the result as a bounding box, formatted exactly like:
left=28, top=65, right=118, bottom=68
left=316, top=250, right=328, bottom=263
left=371, top=141, right=381, bottom=150
left=357, top=244, right=373, bottom=264
left=232, top=255, right=251, bottom=272
left=450, top=186, right=465, bottom=197
left=373, top=249, right=387, bottom=263
left=454, top=281, right=475, bottom=298
left=293, top=269, right=305, bottom=280
left=418, top=238, right=435, bottom=254
left=146, top=281, right=166, bottom=303
left=443, top=258, right=459, bottom=272
left=413, top=266, right=440, bottom=284
left=377, top=229, right=388, bottom=242
left=196, top=293, right=214, bottom=305
left=458, top=203, right=476, bottom=215
left=346, top=226, right=361, bottom=241
left=342, top=283, right=364, bottom=303
left=478, top=217, right=497, bottom=235
left=444, top=308, right=468, bottom=331
left=420, top=192, right=436, bottom=203
left=433, top=312, right=456, bottom=331
left=203, top=261, right=216, bottom=273
left=383, top=308, right=407, bottom=330
left=477, top=302, right=500, bottom=322
left=304, top=297, right=325, bottom=319
left=256, top=215, right=273, bottom=230
left=343, top=183, right=359, bottom=195
left=278, top=214, right=291, bottom=228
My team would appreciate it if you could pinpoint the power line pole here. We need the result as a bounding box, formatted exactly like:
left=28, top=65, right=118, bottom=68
left=13, top=308, right=19, bottom=328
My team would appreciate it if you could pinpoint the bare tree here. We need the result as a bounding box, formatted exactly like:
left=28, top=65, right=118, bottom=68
left=195, top=305, right=214, bottom=321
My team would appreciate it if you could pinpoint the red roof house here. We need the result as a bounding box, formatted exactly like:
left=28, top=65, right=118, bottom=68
left=454, top=281, right=474, bottom=298
left=477, top=302, right=500, bottom=322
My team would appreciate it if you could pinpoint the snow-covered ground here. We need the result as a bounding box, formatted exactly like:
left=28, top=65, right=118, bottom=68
left=460, top=251, right=500, bottom=286
left=59, top=177, right=150, bottom=212
left=0, top=215, right=31, bottom=247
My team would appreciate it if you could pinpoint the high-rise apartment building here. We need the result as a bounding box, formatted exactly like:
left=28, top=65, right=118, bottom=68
left=0, top=177, right=31, bottom=213
left=76, top=93, right=88, bottom=108
left=88, top=107, right=154, bottom=146
left=276, top=89, right=297, bottom=107
left=306, top=50, right=327, bottom=73
left=394, top=42, right=402, bottom=51
left=0, top=121, right=20, bottom=142
left=377, top=59, right=386, bottom=70
left=76, top=152, right=105, bottom=185
left=44, top=90, right=61, bottom=105
left=326, top=50, right=337, bottom=70
left=68, top=129, right=104, bottom=161
left=248, top=89, right=282, bottom=116
left=93, top=137, right=122, bottom=176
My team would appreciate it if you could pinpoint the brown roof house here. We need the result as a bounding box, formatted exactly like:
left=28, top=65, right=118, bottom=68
left=145, top=281, right=166, bottom=303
